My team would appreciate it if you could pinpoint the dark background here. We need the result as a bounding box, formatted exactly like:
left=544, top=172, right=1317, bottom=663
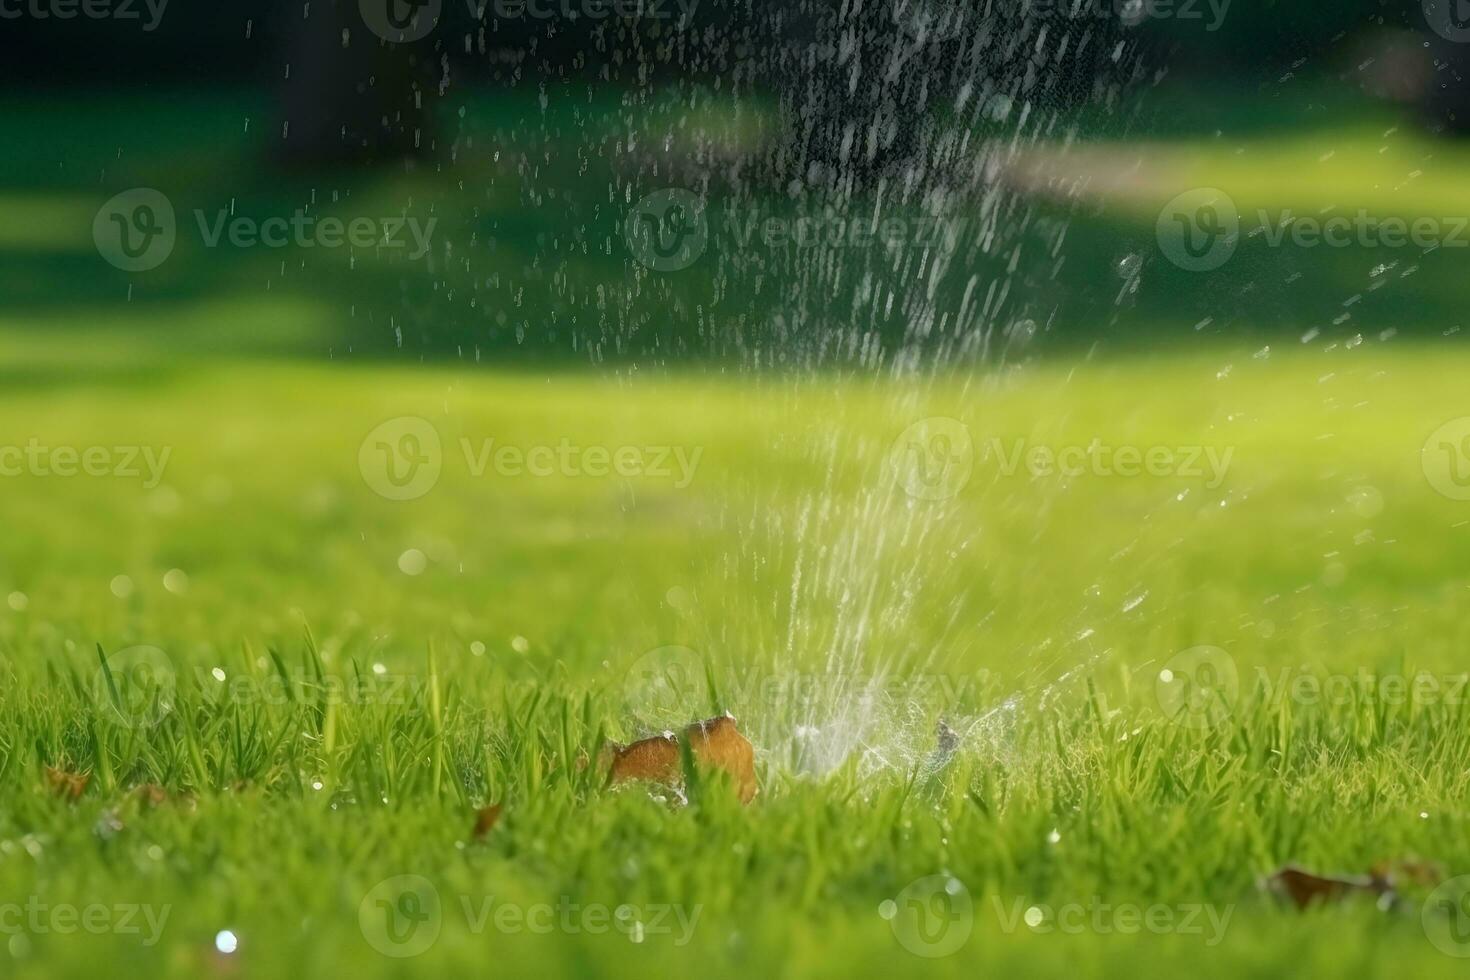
left=1, top=0, right=1466, bottom=367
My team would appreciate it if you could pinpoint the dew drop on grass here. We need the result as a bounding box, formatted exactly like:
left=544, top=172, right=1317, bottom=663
left=511, top=635, right=530, bottom=654
left=470, top=641, right=486, bottom=657
left=397, top=549, right=427, bottom=575
left=163, top=569, right=189, bottom=595
left=214, top=931, right=239, bottom=955
left=110, top=575, right=134, bottom=598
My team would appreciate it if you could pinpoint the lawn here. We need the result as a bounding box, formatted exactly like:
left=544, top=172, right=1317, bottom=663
left=4, top=85, right=1470, bottom=978
left=1, top=336, right=1469, bottom=978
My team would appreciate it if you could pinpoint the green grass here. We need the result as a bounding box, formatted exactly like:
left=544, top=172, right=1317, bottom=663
left=1, top=338, right=1470, bottom=977
left=6, top=80, right=1470, bottom=979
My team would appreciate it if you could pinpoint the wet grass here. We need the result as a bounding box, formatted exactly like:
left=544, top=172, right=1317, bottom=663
left=5, top=81, right=1470, bottom=977
left=0, top=339, right=1468, bottom=976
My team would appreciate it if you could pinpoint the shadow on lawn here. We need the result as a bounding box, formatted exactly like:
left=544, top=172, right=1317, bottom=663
left=3, top=85, right=1466, bottom=373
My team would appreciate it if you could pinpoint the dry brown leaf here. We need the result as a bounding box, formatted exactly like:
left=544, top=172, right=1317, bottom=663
left=1370, top=857, right=1445, bottom=888
left=136, top=783, right=169, bottom=808
left=44, top=766, right=90, bottom=802
left=605, top=714, right=758, bottom=804
left=686, top=714, right=758, bottom=804
left=473, top=803, right=503, bottom=839
left=1264, top=865, right=1394, bottom=910
left=607, top=732, right=681, bottom=786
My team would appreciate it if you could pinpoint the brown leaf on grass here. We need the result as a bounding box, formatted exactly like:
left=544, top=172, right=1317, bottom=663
left=686, top=715, right=758, bottom=804
left=136, top=784, right=169, bottom=808
left=472, top=803, right=503, bottom=839
left=133, top=784, right=197, bottom=812
left=44, top=766, right=90, bottom=802
left=606, top=732, right=680, bottom=786
left=1263, top=865, right=1395, bottom=910
left=605, top=714, right=758, bottom=805
left=1371, top=857, right=1445, bottom=889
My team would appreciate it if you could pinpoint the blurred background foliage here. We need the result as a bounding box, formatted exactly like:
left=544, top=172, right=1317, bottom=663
left=1, top=0, right=1467, bottom=367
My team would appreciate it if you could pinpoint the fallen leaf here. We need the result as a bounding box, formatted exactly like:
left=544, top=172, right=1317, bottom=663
left=1263, top=865, right=1395, bottom=910
left=136, top=784, right=169, bottom=808
left=605, top=714, right=758, bottom=804
left=686, top=714, right=758, bottom=804
left=1370, top=857, right=1445, bottom=889
left=472, top=803, right=503, bottom=839
left=44, top=766, right=90, bottom=802
left=607, top=732, right=680, bottom=787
